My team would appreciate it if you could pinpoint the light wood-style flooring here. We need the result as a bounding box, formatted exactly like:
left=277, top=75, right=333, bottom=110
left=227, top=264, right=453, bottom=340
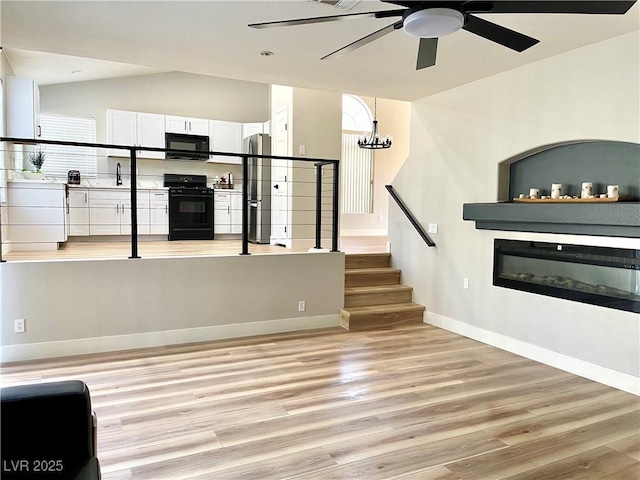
left=2, top=236, right=388, bottom=261
left=2, top=323, right=638, bottom=479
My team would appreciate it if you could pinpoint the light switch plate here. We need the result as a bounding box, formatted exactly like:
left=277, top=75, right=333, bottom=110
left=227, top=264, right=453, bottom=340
left=427, top=223, right=438, bottom=234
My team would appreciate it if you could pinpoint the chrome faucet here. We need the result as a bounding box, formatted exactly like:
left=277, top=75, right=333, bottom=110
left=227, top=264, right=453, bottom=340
left=116, top=162, right=122, bottom=186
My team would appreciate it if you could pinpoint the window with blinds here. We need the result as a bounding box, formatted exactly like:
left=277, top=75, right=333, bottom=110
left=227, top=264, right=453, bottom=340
left=35, top=113, right=97, bottom=179
left=342, top=133, right=373, bottom=214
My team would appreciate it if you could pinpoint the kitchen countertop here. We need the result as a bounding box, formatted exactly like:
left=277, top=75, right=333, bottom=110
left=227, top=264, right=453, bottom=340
left=8, top=178, right=66, bottom=184
left=69, top=182, right=169, bottom=191
left=9, top=178, right=167, bottom=190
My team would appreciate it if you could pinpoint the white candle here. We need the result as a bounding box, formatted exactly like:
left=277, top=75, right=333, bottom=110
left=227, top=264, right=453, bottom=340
left=581, top=182, right=593, bottom=199
left=607, top=185, right=619, bottom=198
left=551, top=183, right=562, bottom=199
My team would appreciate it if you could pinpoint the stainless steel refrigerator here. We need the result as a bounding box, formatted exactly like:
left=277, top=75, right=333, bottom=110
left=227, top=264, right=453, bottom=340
left=244, top=133, right=272, bottom=244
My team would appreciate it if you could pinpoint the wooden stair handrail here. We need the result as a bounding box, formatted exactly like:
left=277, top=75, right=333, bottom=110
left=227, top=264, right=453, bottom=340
left=385, top=185, right=436, bottom=247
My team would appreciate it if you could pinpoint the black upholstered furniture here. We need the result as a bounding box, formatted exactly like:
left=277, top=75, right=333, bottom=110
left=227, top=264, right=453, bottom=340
left=0, top=380, right=101, bottom=480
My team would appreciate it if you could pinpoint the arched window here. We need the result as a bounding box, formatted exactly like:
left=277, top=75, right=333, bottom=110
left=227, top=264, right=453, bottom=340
left=342, top=94, right=373, bottom=133
left=342, top=94, right=374, bottom=214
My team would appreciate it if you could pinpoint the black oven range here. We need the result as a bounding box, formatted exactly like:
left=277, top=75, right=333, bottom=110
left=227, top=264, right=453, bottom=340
left=164, top=174, right=214, bottom=241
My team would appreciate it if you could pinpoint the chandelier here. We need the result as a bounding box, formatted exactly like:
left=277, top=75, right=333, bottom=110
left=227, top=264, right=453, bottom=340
left=358, top=98, right=392, bottom=150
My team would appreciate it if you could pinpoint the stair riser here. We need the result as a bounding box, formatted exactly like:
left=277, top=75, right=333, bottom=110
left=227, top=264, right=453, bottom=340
left=345, top=254, right=390, bottom=269
left=341, top=311, right=424, bottom=331
left=345, top=272, right=400, bottom=288
left=345, top=290, right=413, bottom=308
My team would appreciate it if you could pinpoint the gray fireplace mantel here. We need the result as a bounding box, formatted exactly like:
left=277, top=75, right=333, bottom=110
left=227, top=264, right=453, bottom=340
left=463, top=202, right=640, bottom=238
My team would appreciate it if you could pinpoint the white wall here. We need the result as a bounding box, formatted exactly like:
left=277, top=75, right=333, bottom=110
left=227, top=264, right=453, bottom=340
left=390, top=32, right=640, bottom=392
left=340, top=96, right=411, bottom=237
left=0, top=252, right=345, bottom=361
left=1, top=51, right=17, bottom=254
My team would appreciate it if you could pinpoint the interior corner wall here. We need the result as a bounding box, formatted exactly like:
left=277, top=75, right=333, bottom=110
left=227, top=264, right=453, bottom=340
left=290, top=87, right=342, bottom=250
left=390, top=32, right=640, bottom=386
left=340, top=97, right=411, bottom=237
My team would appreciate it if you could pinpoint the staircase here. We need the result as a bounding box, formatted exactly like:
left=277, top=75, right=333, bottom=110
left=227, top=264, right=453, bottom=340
left=341, top=253, right=426, bottom=330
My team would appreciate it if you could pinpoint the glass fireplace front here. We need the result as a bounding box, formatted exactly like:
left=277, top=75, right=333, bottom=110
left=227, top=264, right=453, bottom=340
left=494, top=240, right=640, bottom=313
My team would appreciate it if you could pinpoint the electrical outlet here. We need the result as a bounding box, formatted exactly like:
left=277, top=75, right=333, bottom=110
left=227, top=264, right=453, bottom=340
left=427, top=223, right=438, bottom=234
left=298, top=300, right=306, bottom=312
left=463, top=278, right=470, bottom=290
left=14, top=319, right=25, bottom=333
left=299, top=145, right=306, bottom=155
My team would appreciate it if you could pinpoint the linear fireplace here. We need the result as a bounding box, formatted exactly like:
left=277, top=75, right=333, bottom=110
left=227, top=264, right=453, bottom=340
left=493, top=240, right=640, bottom=313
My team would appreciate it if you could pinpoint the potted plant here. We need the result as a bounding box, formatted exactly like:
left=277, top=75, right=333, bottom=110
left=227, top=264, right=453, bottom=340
left=28, top=147, right=46, bottom=172
left=24, top=147, right=46, bottom=179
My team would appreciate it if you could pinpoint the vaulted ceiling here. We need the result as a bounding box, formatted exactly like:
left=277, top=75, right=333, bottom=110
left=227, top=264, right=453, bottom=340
left=2, top=1, right=638, bottom=100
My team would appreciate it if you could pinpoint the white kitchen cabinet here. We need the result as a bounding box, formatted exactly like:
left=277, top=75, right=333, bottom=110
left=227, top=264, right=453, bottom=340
left=89, top=190, right=122, bottom=235
left=229, top=190, right=243, bottom=234
left=209, top=120, right=242, bottom=164
left=107, top=110, right=165, bottom=159
left=68, top=188, right=90, bottom=236
left=89, top=189, right=150, bottom=235
left=242, top=122, right=263, bottom=140
left=122, top=191, right=150, bottom=235
left=214, top=191, right=231, bottom=234
left=7, top=182, right=65, bottom=250
left=137, top=113, right=166, bottom=159
left=165, top=115, right=209, bottom=136
left=6, top=77, right=41, bottom=140
left=149, top=191, right=169, bottom=235
left=214, top=190, right=242, bottom=235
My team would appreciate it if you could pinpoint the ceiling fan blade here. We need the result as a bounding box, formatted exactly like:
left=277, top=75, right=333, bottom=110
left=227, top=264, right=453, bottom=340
left=462, top=0, right=636, bottom=14
left=322, top=21, right=403, bottom=60
left=416, top=37, right=438, bottom=70
left=463, top=14, right=539, bottom=52
left=248, top=9, right=405, bottom=29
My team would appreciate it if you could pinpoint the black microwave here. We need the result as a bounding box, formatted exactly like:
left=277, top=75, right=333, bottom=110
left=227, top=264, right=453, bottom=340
left=165, top=132, right=210, bottom=160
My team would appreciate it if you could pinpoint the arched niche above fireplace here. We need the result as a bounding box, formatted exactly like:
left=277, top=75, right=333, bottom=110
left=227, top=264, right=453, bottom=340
left=463, top=140, right=640, bottom=238
left=497, top=140, right=639, bottom=201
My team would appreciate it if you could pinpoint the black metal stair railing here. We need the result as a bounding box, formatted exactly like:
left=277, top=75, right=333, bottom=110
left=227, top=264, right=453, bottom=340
left=386, top=184, right=436, bottom=247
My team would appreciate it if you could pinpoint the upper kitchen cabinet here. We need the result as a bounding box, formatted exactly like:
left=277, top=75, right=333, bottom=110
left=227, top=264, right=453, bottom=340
left=107, top=110, right=165, bottom=159
left=242, top=122, right=263, bottom=140
left=6, top=77, right=41, bottom=140
left=165, top=115, right=209, bottom=136
left=209, top=120, right=242, bottom=164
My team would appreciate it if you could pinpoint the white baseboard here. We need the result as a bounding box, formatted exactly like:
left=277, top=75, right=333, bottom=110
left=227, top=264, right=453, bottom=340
left=1, top=314, right=341, bottom=363
left=426, top=312, right=639, bottom=396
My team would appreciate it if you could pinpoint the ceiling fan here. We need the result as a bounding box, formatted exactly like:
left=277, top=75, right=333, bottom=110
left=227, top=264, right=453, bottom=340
left=249, top=1, right=637, bottom=70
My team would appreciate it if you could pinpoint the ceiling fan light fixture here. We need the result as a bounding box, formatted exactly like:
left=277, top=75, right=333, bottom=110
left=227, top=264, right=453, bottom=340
left=403, top=8, right=464, bottom=38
